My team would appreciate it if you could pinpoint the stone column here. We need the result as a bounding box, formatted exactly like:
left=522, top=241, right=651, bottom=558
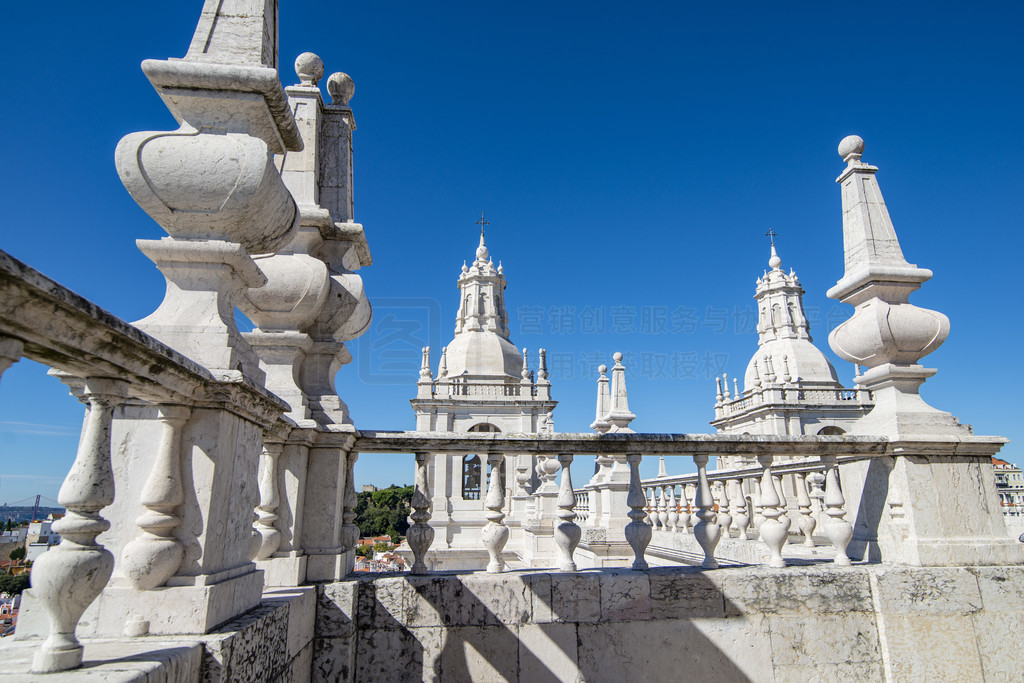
left=624, top=454, right=652, bottom=571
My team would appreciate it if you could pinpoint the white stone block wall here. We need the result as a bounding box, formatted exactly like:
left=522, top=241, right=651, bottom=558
left=311, top=565, right=1024, bottom=682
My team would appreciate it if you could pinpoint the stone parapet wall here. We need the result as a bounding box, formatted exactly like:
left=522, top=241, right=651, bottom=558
left=313, top=565, right=1024, bottom=682
left=0, top=587, right=315, bottom=682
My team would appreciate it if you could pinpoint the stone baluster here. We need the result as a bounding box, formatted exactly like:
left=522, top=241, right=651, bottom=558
left=482, top=452, right=509, bottom=573
left=251, top=442, right=284, bottom=561
left=667, top=485, right=680, bottom=532
left=692, top=454, right=721, bottom=569
left=0, top=337, right=23, bottom=384
left=554, top=453, right=580, bottom=571
left=121, top=404, right=192, bottom=588
left=684, top=484, right=696, bottom=533
left=772, top=473, right=789, bottom=546
left=656, top=485, right=669, bottom=530
left=644, top=487, right=656, bottom=527
left=407, top=452, right=434, bottom=575
left=677, top=485, right=691, bottom=534
left=751, top=476, right=765, bottom=531
left=757, top=455, right=790, bottom=568
left=807, top=470, right=827, bottom=532
left=30, top=378, right=126, bottom=673
left=823, top=456, right=853, bottom=566
left=716, top=481, right=734, bottom=539
left=795, top=471, right=817, bottom=547
left=624, top=454, right=652, bottom=570
left=729, top=478, right=750, bottom=540
left=341, top=452, right=360, bottom=551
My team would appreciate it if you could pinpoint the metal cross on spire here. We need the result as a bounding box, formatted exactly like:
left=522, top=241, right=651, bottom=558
left=476, top=211, right=490, bottom=238
left=765, top=228, right=779, bottom=247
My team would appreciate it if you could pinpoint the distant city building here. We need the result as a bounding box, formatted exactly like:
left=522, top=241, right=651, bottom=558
left=360, top=484, right=378, bottom=493
left=994, top=458, right=1024, bottom=516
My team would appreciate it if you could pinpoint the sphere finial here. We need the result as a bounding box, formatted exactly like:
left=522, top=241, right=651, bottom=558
left=295, top=52, right=325, bottom=87
left=838, top=135, right=865, bottom=163
left=327, top=72, right=355, bottom=105
left=613, top=351, right=623, bottom=363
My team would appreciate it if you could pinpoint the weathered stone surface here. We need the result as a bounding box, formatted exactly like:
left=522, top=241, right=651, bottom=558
left=970, top=565, right=1024, bottom=612
left=518, top=623, right=580, bottom=683
left=203, top=598, right=290, bottom=682
left=578, top=616, right=770, bottom=682
left=598, top=570, right=651, bottom=621
left=973, top=610, right=1024, bottom=682
left=882, top=614, right=984, bottom=680
left=405, top=575, right=447, bottom=628
left=871, top=566, right=982, bottom=614
left=353, top=628, right=426, bottom=681
left=721, top=565, right=872, bottom=616
left=462, top=573, right=532, bottom=626
left=649, top=567, right=726, bottom=619
left=0, top=638, right=203, bottom=683
left=550, top=572, right=601, bottom=623
left=768, top=613, right=882, bottom=679
left=411, top=626, right=446, bottom=683
left=441, top=625, right=520, bottom=682
left=524, top=572, right=553, bottom=624
left=316, top=581, right=356, bottom=638
left=311, top=636, right=353, bottom=683
left=280, top=641, right=312, bottom=683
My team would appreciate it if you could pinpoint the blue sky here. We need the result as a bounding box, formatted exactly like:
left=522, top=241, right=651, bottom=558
left=1, top=1, right=1022, bottom=503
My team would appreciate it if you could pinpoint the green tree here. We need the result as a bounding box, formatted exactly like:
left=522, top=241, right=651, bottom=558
left=9, top=546, right=25, bottom=562
left=355, top=544, right=371, bottom=558
left=354, top=484, right=413, bottom=539
left=0, top=572, right=30, bottom=596
left=372, top=540, right=391, bottom=554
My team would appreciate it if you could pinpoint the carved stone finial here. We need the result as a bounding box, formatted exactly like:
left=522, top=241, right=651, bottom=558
left=327, top=72, right=355, bottom=105
left=295, top=52, right=324, bottom=86
left=838, top=134, right=864, bottom=164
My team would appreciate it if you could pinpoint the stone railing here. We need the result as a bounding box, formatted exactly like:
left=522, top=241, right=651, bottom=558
left=0, top=249, right=287, bottom=672
left=426, top=378, right=538, bottom=400
left=574, top=490, right=592, bottom=525
left=717, top=384, right=871, bottom=418
left=640, top=456, right=867, bottom=568
left=353, top=431, right=893, bottom=573
left=353, top=430, right=1019, bottom=573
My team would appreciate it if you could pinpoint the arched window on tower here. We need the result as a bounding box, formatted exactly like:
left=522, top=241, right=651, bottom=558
left=462, top=455, right=482, bottom=500
left=463, top=424, right=501, bottom=500
left=817, top=426, right=845, bottom=436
